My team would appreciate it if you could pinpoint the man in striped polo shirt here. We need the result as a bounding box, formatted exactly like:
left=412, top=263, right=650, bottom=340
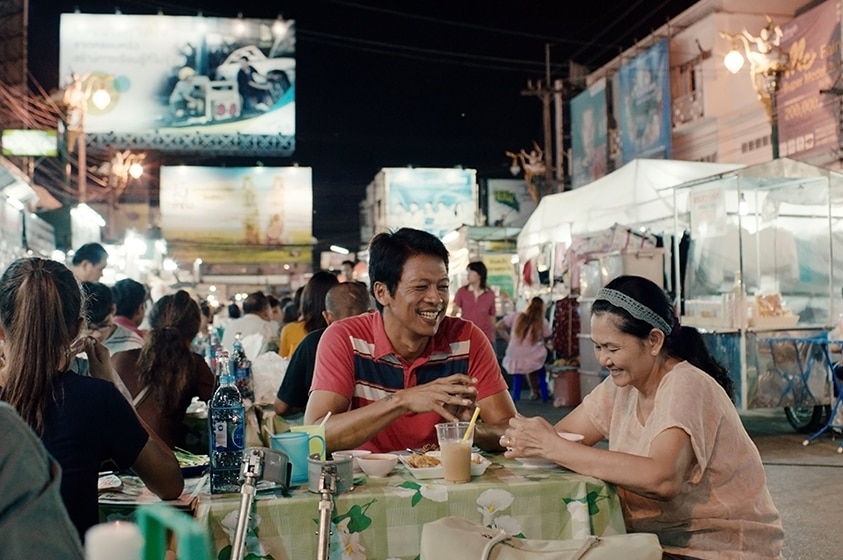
left=305, top=228, right=517, bottom=453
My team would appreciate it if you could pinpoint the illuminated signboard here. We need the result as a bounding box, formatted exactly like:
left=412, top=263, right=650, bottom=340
left=617, top=39, right=672, bottom=163
left=159, top=165, right=312, bottom=264
left=59, top=13, right=295, bottom=154
left=2, top=129, right=58, bottom=156
left=383, top=168, right=477, bottom=238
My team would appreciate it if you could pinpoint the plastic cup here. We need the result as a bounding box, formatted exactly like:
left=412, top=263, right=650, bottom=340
left=435, top=422, right=473, bottom=483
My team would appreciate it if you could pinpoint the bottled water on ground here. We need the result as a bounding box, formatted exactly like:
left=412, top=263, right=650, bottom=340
left=209, top=356, right=245, bottom=494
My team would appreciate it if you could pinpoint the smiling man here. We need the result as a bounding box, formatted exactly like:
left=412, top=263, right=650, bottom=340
left=304, top=228, right=516, bottom=453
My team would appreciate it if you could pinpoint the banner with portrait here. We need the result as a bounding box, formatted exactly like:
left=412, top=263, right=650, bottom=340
left=384, top=168, right=476, bottom=238
left=617, top=39, right=672, bottom=163
left=59, top=13, right=295, bottom=154
left=570, top=78, right=608, bottom=188
left=159, top=166, right=312, bottom=264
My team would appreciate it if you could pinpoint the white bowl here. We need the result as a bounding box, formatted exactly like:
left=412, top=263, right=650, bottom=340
left=558, top=431, right=585, bottom=442
left=332, top=450, right=372, bottom=472
left=514, top=456, right=560, bottom=469
left=357, top=453, right=398, bottom=477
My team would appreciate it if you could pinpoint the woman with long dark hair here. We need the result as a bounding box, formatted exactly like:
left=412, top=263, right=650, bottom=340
left=502, top=275, right=782, bottom=559
left=497, top=296, right=551, bottom=401
left=112, top=290, right=215, bottom=449
left=278, top=271, right=339, bottom=358
left=0, top=258, right=182, bottom=539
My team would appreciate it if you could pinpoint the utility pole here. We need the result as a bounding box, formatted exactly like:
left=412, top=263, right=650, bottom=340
left=521, top=43, right=565, bottom=197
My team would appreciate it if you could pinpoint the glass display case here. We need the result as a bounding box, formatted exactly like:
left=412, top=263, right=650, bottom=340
left=675, top=159, right=843, bottom=419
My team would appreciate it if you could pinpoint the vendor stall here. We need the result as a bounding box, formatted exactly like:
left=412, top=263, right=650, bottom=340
left=675, top=158, right=843, bottom=431
left=516, top=159, right=743, bottom=395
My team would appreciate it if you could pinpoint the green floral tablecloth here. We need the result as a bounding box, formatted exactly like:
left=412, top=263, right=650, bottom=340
left=194, top=455, right=626, bottom=560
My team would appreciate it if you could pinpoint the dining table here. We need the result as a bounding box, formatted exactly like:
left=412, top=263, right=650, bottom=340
left=194, top=453, right=627, bottom=560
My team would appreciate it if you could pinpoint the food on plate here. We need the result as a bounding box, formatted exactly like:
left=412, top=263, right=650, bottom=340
left=405, top=453, right=441, bottom=468
left=174, top=448, right=209, bottom=468
left=755, top=293, right=789, bottom=317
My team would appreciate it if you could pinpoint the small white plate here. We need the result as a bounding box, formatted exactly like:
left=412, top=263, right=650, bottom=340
left=513, top=457, right=560, bottom=469
left=399, top=452, right=491, bottom=480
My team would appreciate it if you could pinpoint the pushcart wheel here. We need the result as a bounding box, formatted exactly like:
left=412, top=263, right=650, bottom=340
left=784, top=405, right=830, bottom=434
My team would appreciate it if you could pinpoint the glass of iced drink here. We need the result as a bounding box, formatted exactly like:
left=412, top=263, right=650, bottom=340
left=435, top=421, right=473, bottom=483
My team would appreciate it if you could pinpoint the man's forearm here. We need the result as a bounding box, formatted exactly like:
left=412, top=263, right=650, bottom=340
left=472, top=421, right=507, bottom=452
left=323, top=395, right=407, bottom=452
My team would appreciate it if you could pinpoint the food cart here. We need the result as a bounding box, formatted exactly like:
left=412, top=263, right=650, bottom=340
left=675, top=158, right=843, bottom=431
left=517, top=159, right=742, bottom=396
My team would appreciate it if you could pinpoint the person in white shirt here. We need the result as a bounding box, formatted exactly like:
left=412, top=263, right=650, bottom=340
left=221, top=291, right=277, bottom=355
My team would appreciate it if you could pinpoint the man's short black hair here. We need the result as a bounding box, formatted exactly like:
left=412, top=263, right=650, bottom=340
left=111, top=278, right=148, bottom=318
left=242, top=291, right=270, bottom=315
left=81, top=281, right=113, bottom=326
left=368, top=228, right=449, bottom=312
left=72, top=243, right=108, bottom=266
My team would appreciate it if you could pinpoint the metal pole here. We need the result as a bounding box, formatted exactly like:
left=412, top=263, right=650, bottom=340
left=553, top=78, right=565, bottom=189
left=542, top=43, right=553, bottom=195
left=316, top=466, right=337, bottom=560
left=78, top=102, right=87, bottom=203
left=769, top=73, right=780, bottom=159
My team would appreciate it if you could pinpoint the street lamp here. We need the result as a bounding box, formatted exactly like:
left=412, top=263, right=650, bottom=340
left=719, top=16, right=790, bottom=158
left=61, top=72, right=113, bottom=203
left=100, top=149, right=145, bottom=240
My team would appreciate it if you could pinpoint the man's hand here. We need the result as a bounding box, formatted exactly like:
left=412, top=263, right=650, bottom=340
left=397, top=373, right=477, bottom=422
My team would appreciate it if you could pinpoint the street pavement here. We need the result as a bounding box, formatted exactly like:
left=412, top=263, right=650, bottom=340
left=514, top=397, right=843, bottom=560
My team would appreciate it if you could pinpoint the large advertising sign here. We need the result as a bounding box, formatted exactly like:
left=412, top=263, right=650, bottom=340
left=570, top=78, right=608, bottom=188
left=384, top=168, right=476, bottom=238
left=59, top=14, right=295, bottom=153
left=778, top=0, right=841, bottom=158
left=486, top=178, right=536, bottom=228
left=160, top=166, right=312, bottom=264
left=2, top=130, right=58, bottom=156
left=617, top=39, right=672, bottom=163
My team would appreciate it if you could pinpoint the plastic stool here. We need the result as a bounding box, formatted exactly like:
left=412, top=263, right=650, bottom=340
left=136, top=503, right=211, bottom=560
left=510, top=369, right=549, bottom=403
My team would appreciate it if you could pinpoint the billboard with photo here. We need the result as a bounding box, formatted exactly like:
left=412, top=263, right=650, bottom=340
left=2, top=130, right=58, bottom=156
left=617, top=39, right=672, bottom=163
left=778, top=0, right=841, bottom=158
left=486, top=178, right=536, bottom=228
left=570, top=78, right=608, bottom=188
left=160, top=166, right=312, bottom=264
left=383, top=168, right=476, bottom=238
left=59, top=13, right=295, bottom=153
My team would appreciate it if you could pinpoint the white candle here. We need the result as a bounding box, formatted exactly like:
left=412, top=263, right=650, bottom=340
left=85, top=521, right=144, bottom=560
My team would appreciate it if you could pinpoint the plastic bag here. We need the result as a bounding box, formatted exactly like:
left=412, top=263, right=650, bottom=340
left=250, top=352, right=288, bottom=406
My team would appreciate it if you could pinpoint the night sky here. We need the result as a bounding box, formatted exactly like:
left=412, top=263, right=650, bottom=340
left=27, top=0, right=699, bottom=251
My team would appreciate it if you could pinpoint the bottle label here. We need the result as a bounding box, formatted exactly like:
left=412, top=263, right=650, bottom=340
left=213, top=420, right=227, bottom=449
left=232, top=423, right=245, bottom=449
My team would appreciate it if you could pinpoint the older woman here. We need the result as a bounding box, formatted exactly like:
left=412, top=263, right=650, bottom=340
left=0, top=258, right=182, bottom=539
left=502, top=275, right=783, bottom=559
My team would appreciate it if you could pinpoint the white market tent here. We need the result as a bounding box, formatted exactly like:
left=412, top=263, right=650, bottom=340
left=517, top=159, right=745, bottom=262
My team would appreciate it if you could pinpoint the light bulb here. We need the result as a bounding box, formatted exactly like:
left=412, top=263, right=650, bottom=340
left=724, top=49, right=745, bottom=74
left=91, top=87, right=111, bottom=110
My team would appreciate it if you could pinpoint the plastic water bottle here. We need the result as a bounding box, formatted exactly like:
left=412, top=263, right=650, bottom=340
left=204, top=325, right=222, bottom=372
left=230, top=332, right=254, bottom=401
left=209, top=356, right=245, bottom=494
